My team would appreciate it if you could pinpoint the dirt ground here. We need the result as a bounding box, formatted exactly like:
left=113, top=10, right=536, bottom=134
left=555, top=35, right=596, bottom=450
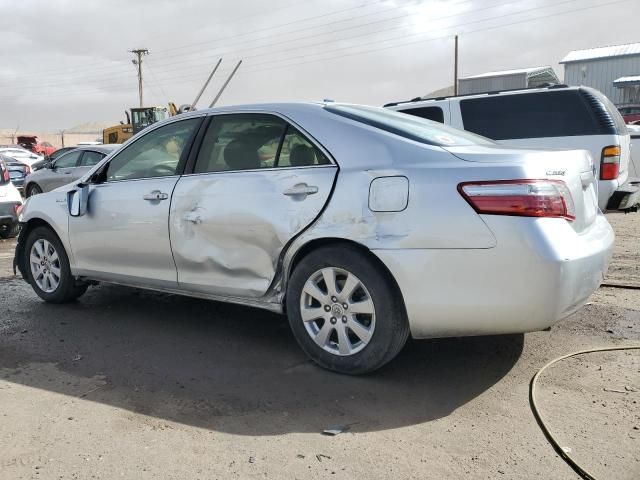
left=0, top=214, right=638, bottom=480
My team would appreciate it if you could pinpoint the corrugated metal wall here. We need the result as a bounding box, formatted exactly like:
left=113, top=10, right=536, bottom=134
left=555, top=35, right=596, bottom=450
left=458, top=73, right=527, bottom=95
left=564, top=54, right=640, bottom=104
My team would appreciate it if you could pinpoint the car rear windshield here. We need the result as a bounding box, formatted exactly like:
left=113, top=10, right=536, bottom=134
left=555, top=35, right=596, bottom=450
left=459, top=90, right=623, bottom=140
left=325, top=104, right=493, bottom=147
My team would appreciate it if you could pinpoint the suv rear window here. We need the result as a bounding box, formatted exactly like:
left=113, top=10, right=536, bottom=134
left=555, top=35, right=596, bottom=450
left=326, top=104, right=492, bottom=147
left=459, top=90, right=617, bottom=140
left=398, top=106, right=444, bottom=123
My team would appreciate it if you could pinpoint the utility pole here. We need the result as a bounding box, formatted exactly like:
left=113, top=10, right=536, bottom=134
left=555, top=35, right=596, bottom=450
left=454, top=35, right=459, bottom=96
left=130, top=48, right=149, bottom=107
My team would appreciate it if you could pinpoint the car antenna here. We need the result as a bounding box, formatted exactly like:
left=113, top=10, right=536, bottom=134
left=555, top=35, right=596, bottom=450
left=209, top=60, right=242, bottom=108
left=190, top=58, right=222, bottom=111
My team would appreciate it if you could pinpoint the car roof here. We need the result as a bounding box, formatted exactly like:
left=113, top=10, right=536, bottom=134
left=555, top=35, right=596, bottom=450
left=384, top=84, right=578, bottom=108
left=71, top=144, right=119, bottom=154
left=0, top=154, right=25, bottom=164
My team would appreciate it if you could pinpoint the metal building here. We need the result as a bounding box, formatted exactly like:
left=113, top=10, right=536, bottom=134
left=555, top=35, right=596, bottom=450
left=457, top=66, right=559, bottom=95
left=560, top=42, right=640, bottom=105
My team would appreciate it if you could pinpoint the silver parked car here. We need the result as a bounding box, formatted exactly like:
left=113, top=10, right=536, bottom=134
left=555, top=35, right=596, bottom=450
left=24, top=145, right=119, bottom=197
left=14, top=103, right=614, bottom=374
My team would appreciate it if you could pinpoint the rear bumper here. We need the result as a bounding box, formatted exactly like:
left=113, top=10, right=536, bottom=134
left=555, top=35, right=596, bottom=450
left=0, top=202, right=20, bottom=225
left=606, top=177, right=640, bottom=211
left=373, top=214, right=614, bottom=339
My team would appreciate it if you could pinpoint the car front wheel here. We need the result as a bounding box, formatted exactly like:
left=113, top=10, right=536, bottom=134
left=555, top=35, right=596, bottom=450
left=24, top=226, right=88, bottom=303
left=286, top=245, right=409, bottom=375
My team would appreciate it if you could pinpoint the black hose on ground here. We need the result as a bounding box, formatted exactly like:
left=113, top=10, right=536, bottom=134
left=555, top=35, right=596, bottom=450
left=529, top=345, right=640, bottom=480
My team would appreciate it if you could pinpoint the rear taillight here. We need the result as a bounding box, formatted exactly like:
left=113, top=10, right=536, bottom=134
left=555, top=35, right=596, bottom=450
left=25, top=165, right=31, bottom=175
left=600, top=145, right=620, bottom=180
left=458, top=180, right=576, bottom=221
left=2, top=169, right=8, bottom=182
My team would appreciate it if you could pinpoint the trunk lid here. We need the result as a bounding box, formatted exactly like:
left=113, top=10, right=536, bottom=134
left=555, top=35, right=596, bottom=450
left=445, top=145, right=599, bottom=233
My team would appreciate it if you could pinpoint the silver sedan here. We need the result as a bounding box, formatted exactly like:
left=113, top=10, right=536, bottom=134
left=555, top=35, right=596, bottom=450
left=14, top=103, right=614, bottom=374
left=24, top=145, right=119, bottom=197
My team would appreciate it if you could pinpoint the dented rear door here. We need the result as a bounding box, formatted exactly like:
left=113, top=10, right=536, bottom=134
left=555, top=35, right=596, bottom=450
left=169, top=167, right=336, bottom=297
left=169, top=112, right=337, bottom=298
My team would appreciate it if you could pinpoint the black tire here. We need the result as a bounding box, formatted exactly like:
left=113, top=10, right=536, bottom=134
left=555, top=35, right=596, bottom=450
left=27, top=183, right=42, bottom=197
left=286, top=244, right=409, bottom=375
left=0, top=223, right=19, bottom=239
left=24, top=226, right=88, bottom=303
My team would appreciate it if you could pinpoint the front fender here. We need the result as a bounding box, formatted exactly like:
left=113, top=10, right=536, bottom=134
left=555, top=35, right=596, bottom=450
left=18, top=190, right=74, bottom=268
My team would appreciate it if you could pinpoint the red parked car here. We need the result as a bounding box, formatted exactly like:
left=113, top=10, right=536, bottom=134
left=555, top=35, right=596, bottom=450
left=16, top=135, right=56, bottom=157
left=618, top=105, right=640, bottom=124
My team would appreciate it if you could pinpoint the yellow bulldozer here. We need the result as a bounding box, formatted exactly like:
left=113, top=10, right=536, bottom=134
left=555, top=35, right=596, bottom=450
left=102, top=105, right=174, bottom=144
left=102, top=59, right=242, bottom=144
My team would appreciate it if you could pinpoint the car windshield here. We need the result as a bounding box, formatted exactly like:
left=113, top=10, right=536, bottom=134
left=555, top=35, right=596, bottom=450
left=325, top=104, right=494, bottom=147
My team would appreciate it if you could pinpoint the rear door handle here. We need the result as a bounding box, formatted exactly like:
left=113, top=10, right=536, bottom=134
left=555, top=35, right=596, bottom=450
left=283, top=183, right=318, bottom=197
left=143, top=190, right=169, bottom=201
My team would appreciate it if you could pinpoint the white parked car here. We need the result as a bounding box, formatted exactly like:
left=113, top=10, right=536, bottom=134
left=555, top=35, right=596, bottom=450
left=0, top=147, right=44, bottom=167
left=0, top=157, right=23, bottom=238
left=386, top=85, right=639, bottom=211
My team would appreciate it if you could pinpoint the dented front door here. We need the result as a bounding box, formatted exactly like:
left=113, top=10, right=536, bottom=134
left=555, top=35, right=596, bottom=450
left=169, top=166, right=337, bottom=298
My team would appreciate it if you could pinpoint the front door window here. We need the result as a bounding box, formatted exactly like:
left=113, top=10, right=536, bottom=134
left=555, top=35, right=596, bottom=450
left=106, top=118, right=200, bottom=182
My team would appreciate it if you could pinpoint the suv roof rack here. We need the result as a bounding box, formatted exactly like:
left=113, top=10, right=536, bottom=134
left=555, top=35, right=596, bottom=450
left=383, top=84, right=570, bottom=108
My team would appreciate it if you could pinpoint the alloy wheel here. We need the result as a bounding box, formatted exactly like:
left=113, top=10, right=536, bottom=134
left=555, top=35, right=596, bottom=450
left=299, top=267, right=376, bottom=356
left=30, top=239, right=61, bottom=293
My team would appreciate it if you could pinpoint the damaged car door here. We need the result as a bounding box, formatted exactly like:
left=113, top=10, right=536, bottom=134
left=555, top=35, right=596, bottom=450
left=68, top=117, right=202, bottom=287
left=169, top=112, right=338, bottom=298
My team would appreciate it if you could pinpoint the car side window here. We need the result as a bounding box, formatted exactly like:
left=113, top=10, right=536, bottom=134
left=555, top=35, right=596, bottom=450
left=80, top=151, right=105, bottom=167
left=53, top=150, right=82, bottom=169
left=106, top=118, right=200, bottom=182
left=194, top=114, right=286, bottom=173
left=276, top=126, right=330, bottom=167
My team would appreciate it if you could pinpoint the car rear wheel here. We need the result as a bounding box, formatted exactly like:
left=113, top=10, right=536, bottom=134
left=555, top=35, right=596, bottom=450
left=286, top=245, right=409, bottom=375
left=24, top=226, right=88, bottom=303
left=27, top=184, right=42, bottom=197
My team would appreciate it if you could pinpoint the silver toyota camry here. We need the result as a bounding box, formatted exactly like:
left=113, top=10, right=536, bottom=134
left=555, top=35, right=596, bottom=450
left=14, top=103, right=614, bottom=374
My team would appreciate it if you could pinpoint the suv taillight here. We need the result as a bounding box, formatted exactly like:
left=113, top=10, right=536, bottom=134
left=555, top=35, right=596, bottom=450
left=600, top=145, right=620, bottom=180
left=458, top=180, right=576, bottom=221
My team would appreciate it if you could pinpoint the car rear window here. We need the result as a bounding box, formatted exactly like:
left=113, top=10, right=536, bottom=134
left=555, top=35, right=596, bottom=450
left=459, top=90, right=619, bottom=140
left=325, top=104, right=493, bottom=146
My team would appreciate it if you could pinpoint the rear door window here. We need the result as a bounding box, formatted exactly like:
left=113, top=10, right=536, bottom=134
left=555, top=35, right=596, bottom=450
left=460, top=90, right=609, bottom=140
left=80, top=150, right=105, bottom=167
left=276, top=126, right=330, bottom=167
left=398, top=106, right=444, bottom=123
left=54, top=150, right=82, bottom=169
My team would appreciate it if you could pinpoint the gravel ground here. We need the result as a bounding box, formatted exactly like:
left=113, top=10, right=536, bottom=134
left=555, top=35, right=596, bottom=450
left=0, top=213, right=638, bottom=480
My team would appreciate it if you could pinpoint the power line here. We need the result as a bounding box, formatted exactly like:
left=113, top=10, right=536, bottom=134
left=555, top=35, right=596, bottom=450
left=4, top=0, right=380, bottom=81
left=0, top=0, right=514, bottom=90
left=0, top=0, right=628, bottom=100
left=7, top=0, right=317, bottom=78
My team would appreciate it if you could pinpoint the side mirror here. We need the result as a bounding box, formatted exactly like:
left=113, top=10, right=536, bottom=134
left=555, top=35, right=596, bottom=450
left=46, top=161, right=55, bottom=169
left=68, top=184, right=89, bottom=217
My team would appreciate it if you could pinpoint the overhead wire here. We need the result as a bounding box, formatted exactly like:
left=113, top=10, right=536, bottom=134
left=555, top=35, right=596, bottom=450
left=0, top=0, right=629, bottom=100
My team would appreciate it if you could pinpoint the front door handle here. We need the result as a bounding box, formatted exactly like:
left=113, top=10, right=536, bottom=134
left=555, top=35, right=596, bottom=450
left=143, top=190, right=169, bottom=201
left=283, top=183, right=319, bottom=197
